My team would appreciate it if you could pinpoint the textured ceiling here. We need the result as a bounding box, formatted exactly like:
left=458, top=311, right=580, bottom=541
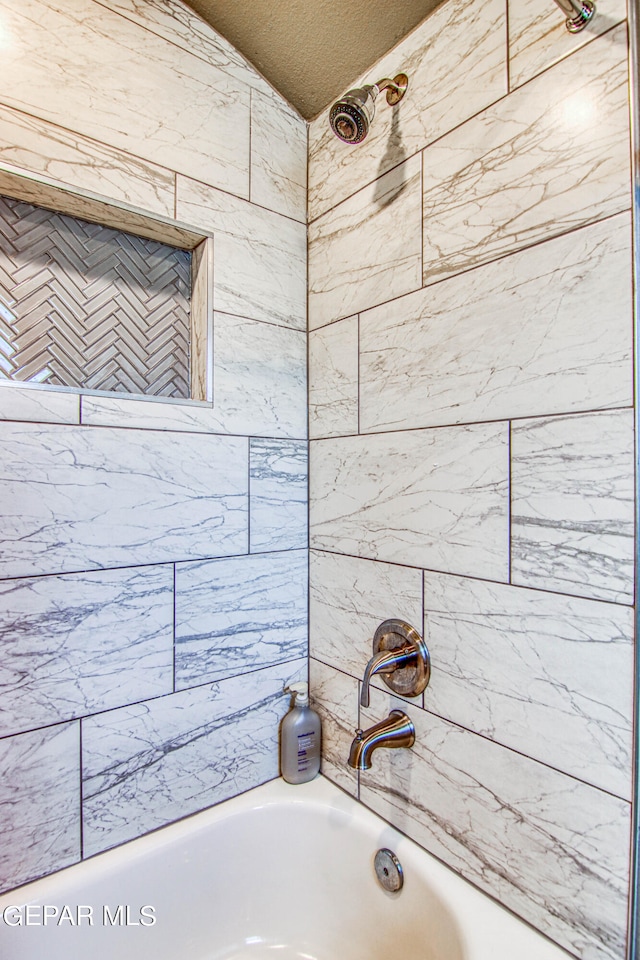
left=183, top=0, right=447, bottom=120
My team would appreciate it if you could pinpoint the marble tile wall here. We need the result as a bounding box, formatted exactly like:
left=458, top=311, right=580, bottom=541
left=0, top=0, right=308, bottom=894
left=308, top=2, right=635, bottom=957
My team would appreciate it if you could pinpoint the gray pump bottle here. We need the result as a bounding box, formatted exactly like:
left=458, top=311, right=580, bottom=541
left=280, top=682, right=321, bottom=784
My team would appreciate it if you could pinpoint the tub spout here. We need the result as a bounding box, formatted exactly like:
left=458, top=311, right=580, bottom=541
left=348, top=710, right=415, bottom=771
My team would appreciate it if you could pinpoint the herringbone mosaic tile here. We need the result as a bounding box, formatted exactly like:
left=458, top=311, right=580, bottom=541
left=0, top=195, right=191, bottom=398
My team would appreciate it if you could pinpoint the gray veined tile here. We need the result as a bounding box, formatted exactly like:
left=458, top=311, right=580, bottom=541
left=212, top=315, right=307, bottom=440
left=509, top=0, right=627, bottom=91
left=310, top=423, right=509, bottom=581
left=250, top=439, right=308, bottom=552
left=0, top=722, right=80, bottom=892
left=250, top=88, right=307, bottom=223
left=175, top=550, right=308, bottom=689
left=0, top=566, right=174, bottom=737
left=0, top=384, right=79, bottom=424
left=360, top=690, right=631, bottom=960
left=82, top=659, right=306, bottom=856
left=309, top=316, right=359, bottom=439
left=361, top=213, right=632, bottom=431
left=0, top=422, right=248, bottom=578
left=422, top=571, right=634, bottom=799
left=308, top=154, right=422, bottom=330
left=0, top=0, right=251, bottom=199
left=308, top=0, right=506, bottom=220
left=177, top=177, right=307, bottom=332
left=511, top=409, right=635, bottom=603
left=422, top=25, right=630, bottom=285
left=310, top=551, right=422, bottom=687
left=0, top=102, right=176, bottom=219
left=96, top=0, right=282, bottom=98
left=309, top=658, right=358, bottom=797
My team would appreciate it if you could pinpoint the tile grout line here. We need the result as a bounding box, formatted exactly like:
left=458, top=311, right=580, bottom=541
left=308, top=207, right=632, bottom=333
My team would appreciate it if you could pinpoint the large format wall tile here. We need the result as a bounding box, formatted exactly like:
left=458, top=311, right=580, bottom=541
left=511, top=410, right=635, bottom=603
left=0, top=722, right=80, bottom=892
left=82, top=659, right=306, bottom=855
left=0, top=102, right=175, bottom=218
left=308, top=155, right=422, bottom=330
left=0, top=385, right=79, bottom=424
left=177, top=177, right=306, bottom=331
left=0, top=423, right=248, bottom=577
left=0, top=566, right=173, bottom=736
left=310, top=424, right=509, bottom=580
left=360, top=691, right=631, bottom=960
left=97, top=0, right=278, bottom=97
left=212, top=316, right=307, bottom=440
left=309, top=316, right=359, bottom=439
left=309, top=658, right=358, bottom=797
left=249, top=439, right=308, bottom=552
left=310, top=551, right=423, bottom=686
left=509, top=0, right=627, bottom=90
left=175, top=550, right=307, bottom=688
left=0, top=0, right=251, bottom=198
left=423, top=571, right=634, bottom=798
left=250, top=88, right=307, bottom=223
left=361, top=214, right=632, bottom=431
left=308, top=0, right=506, bottom=220
left=422, top=26, right=630, bottom=284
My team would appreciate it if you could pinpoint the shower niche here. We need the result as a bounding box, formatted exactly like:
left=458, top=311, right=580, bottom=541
left=0, top=191, right=211, bottom=402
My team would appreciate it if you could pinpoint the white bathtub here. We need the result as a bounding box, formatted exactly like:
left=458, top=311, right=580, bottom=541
left=0, top=775, right=571, bottom=960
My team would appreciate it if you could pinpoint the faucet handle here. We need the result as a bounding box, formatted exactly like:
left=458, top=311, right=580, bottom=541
left=361, top=619, right=430, bottom=706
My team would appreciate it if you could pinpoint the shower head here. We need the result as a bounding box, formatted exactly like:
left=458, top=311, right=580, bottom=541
left=329, top=73, right=408, bottom=145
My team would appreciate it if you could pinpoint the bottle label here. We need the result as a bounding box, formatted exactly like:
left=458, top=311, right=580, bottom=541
left=297, top=732, right=316, bottom=771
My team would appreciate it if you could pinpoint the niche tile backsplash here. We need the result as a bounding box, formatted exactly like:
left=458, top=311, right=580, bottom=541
left=0, top=194, right=191, bottom=397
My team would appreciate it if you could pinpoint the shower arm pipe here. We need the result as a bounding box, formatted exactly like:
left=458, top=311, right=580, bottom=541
left=372, top=75, right=409, bottom=106
left=552, top=0, right=596, bottom=32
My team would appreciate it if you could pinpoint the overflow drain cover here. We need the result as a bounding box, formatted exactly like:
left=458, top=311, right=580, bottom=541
left=374, top=848, right=403, bottom=892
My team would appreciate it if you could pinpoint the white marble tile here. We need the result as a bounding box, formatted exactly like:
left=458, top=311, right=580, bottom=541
left=308, top=155, right=422, bottom=330
left=309, top=658, right=358, bottom=797
left=0, top=0, right=250, bottom=198
left=310, top=424, right=509, bottom=581
left=212, top=315, right=307, bottom=440
left=308, top=0, right=507, bottom=220
left=0, top=722, right=80, bottom=892
left=175, top=550, right=308, bottom=689
left=361, top=213, right=633, bottom=431
left=310, top=551, right=423, bottom=689
left=251, top=88, right=307, bottom=223
left=0, top=102, right=175, bottom=218
left=509, top=0, right=627, bottom=90
left=96, top=0, right=280, bottom=98
left=250, top=439, right=308, bottom=552
left=82, top=315, right=308, bottom=441
left=423, top=571, right=634, bottom=799
left=0, top=422, right=248, bottom=578
left=81, top=396, right=216, bottom=432
left=511, top=410, right=635, bottom=603
left=309, top=316, right=359, bottom=439
left=360, top=691, right=631, bottom=960
left=422, top=26, right=631, bottom=285
left=0, top=566, right=173, bottom=737
left=82, top=659, right=306, bottom=855
left=0, top=384, right=79, bottom=424
left=177, top=178, right=306, bottom=331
